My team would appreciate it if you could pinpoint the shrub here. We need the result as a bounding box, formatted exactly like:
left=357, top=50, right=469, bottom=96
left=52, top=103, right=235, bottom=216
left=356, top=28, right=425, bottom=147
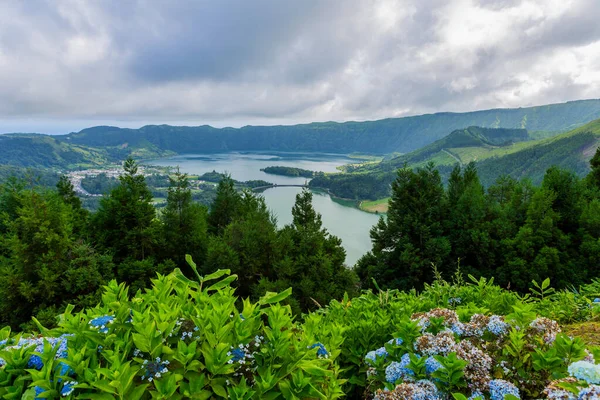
left=0, top=263, right=345, bottom=399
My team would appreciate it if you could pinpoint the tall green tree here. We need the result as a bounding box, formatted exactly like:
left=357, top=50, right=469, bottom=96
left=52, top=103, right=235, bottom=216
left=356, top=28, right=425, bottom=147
left=160, top=169, right=208, bottom=274
left=205, top=191, right=280, bottom=298
left=258, top=189, right=357, bottom=313
left=56, top=175, right=89, bottom=238
left=92, top=158, right=157, bottom=262
left=0, top=189, right=112, bottom=329
left=357, top=163, right=450, bottom=290
left=446, top=163, right=493, bottom=276
left=207, top=175, right=241, bottom=235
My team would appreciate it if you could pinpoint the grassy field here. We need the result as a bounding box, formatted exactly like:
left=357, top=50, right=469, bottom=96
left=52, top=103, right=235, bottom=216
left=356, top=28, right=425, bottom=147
left=359, top=197, right=390, bottom=213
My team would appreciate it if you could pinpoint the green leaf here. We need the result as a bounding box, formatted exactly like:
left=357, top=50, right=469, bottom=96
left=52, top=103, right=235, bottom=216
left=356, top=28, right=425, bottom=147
left=127, top=384, right=148, bottom=400
left=211, top=383, right=228, bottom=398
left=259, top=288, right=292, bottom=305
left=542, top=278, right=550, bottom=290
left=203, top=269, right=231, bottom=282
left=76, top=394, right=117, bottom=400
left=206, top=275, right=237, bottom=291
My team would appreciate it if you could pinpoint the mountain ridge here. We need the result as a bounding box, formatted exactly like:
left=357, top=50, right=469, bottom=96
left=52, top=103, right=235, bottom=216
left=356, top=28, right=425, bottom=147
left=52, top=99, right=600, bottom=155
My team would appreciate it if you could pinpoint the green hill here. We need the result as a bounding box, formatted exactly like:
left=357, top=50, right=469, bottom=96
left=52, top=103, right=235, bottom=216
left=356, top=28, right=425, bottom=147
left=0, top=134, right=110, bottom=169
left=0, top=134, right=175, bottom=170
left=311, top=119, right=600, bottom=199
left=371, top=126, right=530, bottom=168
left=55, top=99, right=600, bottom=154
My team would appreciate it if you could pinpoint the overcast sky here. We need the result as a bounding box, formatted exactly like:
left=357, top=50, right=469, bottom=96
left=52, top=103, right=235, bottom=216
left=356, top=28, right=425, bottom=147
left=0, top=0, right=599, bottom=134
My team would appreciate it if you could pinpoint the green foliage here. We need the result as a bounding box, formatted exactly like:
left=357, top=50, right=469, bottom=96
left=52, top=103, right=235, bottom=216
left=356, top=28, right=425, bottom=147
left=257, top=189, right=358, bottom=313
left=0, top=188, right=113, bottom=329
left=0, top=267, right=345, bottom=399
left=160, top=168, right=209, bottom=274
left=92, top=158, right=158, bottom=264
left=357, top=160, right=600, bottom=294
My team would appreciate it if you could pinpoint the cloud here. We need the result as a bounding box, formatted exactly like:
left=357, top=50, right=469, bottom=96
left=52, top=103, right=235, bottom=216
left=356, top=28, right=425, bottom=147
left=0, top=0, right=599, bottom=133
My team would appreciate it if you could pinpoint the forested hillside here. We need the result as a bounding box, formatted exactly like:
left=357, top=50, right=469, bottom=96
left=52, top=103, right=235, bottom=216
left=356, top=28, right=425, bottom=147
left=0, top=134, right=174, bottom=169
left=312, top=118, right=600, bottom=199
left=55, top=99, right=600, bottom=154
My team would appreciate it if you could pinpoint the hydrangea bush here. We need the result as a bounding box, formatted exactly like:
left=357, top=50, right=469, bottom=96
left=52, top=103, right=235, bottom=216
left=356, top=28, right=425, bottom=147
left=363, top=307, right=597, bottom=399
left=308, top=273, right=600, bottom=399
left=0, top=257, right=345, bottom=399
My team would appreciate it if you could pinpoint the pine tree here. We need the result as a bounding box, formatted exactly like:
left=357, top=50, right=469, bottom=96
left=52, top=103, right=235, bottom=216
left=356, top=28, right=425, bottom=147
left=358, top=163, right=450, bottom=290
left=207, top=175, right=241, bottom=235
left=56, top=175, right=89, bottom=238
left=92, top=158, right=157, bottom=263
left=259, top=189, right=357, bottom=312
left=160, top=168, right=208, bottom=274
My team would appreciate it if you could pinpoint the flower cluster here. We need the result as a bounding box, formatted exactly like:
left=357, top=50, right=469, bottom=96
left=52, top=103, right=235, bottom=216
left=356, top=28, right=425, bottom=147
left=543, top=377, right=578, bottom=400
left=364, top=308, right=583, bottom=399
left=461, top=314, right=490, bottom=338
left=567, top=361, right=600, bottom=384
left=414, top=331, right=456, bottom=356
left=366, top=346, right=389, bottom=366
left=61, top=380, right=78, bottom=397
left=453, top=340, right=492, bottom=392
left=89, top=315, right=115, bottom=334
left=412, top=308, right=461, bottom=331
left=578, top=385, right=600, bottom=399
left=0, top=334, right=70, bottom=370
left=385, top=353, right=418, bottom=383
left=489, top=379, right=519, bottom=400
left=529, top=317, right=561, bottom=344
left=487, top=315, right=510, bottom=336
left=309, top=342, right=329, bottom=359
left=141, top=357, right=170, bottom=382
left=374, top=379, right=440, bottom=400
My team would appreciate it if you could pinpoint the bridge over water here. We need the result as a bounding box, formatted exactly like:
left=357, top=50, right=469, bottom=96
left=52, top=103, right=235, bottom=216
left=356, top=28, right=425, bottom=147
left=252, top=184, right=308, bottom=191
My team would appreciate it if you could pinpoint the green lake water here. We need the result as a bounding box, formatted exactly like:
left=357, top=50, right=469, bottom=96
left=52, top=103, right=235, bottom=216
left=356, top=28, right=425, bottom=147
left=146, top=152, right=381, bottom=266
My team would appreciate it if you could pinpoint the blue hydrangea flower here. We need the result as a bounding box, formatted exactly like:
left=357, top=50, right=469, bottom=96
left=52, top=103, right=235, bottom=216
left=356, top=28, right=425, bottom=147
left=487, top=315, right=510, bottom=336
left=387, top=337, right=403, bottom=346
left=413, top=379, right=440, bottom=400
left=365, top=346, right=388, bottom=366
left=89, top=315, right=115, bottom=334
left=468, top=391, right=485, bottom=400
left=448, top=297, right=462, bottom=305
left=61, top=381, right=78, bottom=397
left=141, top=357, right=169, bottom=382
left=594, top=298, right=600, bottom=303
left=425, top=356, right=442, bottom=375
left=489, top=379, right=520, bottom=400
left=385, top=353, right=417, bottom=383
left=34, top=386, right=46, bottom=400
left=310, top=342, right=329, bottom=358
left=230, top=348, right=246, bottom=362
left=27, top=354, right=44, bottom=370
left=567, top=361, right=600, bottom=384
left=450, top=322, right=464, bottom=336
left=578, top=384, right=600, bottom=399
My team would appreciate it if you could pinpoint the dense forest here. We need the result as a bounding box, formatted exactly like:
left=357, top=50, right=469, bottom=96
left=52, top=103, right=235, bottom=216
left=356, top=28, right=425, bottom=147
left=2, top=147, right=600, bottom=334
left=356, top=150, right=600, bottom=293
left=0, top=159, right=356, bottom=330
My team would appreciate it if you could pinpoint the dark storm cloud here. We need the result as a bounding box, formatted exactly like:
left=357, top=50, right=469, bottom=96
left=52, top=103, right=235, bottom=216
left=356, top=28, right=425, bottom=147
left=0, top=0, right=598, bottom=133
